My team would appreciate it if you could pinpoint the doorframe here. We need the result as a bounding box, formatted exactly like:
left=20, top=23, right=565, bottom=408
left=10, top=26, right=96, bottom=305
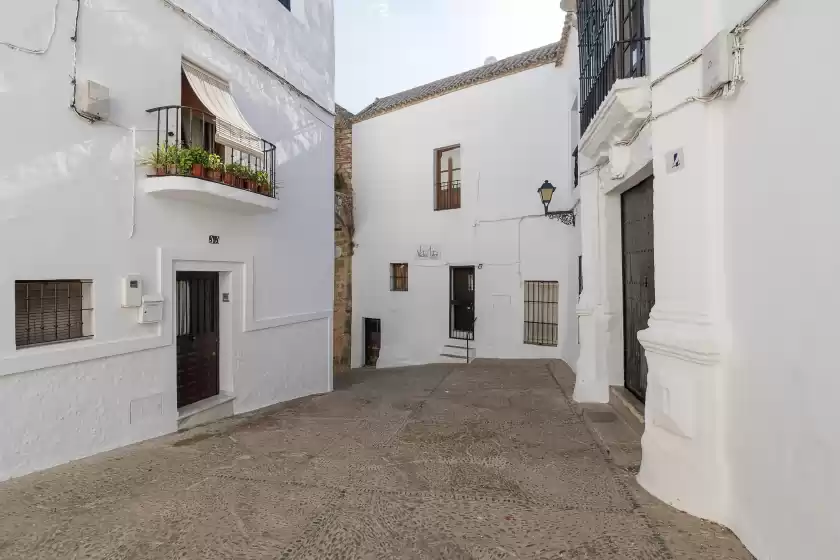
left=173, top=261, right=237, bottom=406
left=449, top=265, right=476, bottom=340
left=601, top=162, right=655, bottom=391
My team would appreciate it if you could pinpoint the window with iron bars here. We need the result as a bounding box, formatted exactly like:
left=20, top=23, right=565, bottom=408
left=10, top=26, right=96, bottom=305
left=578, top=0, right=648, bottom=135
left=524, top=281, right=559, bottom=346
left=15, top=280, right=93, bottom=348
left=434, top=145, right=461, bottom=211
left=390, top=263, right=408, bottom=292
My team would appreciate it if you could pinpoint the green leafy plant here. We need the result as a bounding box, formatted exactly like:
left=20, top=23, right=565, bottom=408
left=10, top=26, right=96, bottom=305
left=224, top=163, right=251, bottom=188
left=207, top=154, right=223, bottom=171
left=254, top=170, right=271, bottom=195
left=179, top=146, right=210, bottom=176
left=141, top=144, right=182, bottom=175
left=206, top=153, right=223, bottom=181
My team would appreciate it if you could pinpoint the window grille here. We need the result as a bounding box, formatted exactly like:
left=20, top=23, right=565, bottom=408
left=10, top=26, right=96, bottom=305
left=390, top=263, right=408, bottom=291
left=15, top=280, right=93, bottom=348
left=524, top=281, right=559, bottom=346
left=434, top=145, right=461, bottom=210
left=578, top=0, right=648, bottom=134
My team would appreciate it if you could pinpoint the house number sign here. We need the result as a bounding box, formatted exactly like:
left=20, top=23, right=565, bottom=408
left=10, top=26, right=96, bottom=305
left=209, top=235, right=220, bottom=245
left=416, top=245, right=440, bottom=260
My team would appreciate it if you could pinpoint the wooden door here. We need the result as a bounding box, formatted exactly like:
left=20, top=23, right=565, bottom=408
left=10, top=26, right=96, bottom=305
left=621, top=177, right=655, bottom=402
left=176, top=272, right=220, bottom=408
left=450, top=267, right=475, bottom=340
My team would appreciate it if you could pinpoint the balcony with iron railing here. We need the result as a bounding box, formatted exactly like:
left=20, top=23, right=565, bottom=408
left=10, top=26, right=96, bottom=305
left=435, top=180, right=461, bottom=211
left=142, top=106, right=279, bottom=210
left=578, top=0, right=649, bottom=135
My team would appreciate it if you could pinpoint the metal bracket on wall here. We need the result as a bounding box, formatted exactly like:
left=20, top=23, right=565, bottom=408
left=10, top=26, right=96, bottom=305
left=547, top=210, right=576, bottom=227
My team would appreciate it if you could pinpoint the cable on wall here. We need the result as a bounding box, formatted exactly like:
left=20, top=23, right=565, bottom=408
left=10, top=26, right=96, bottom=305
left=649, top=0, right=781, bottom=90
left=0, top=0, right=59, bottom=55
left=69, top=0, right=95, bottom=123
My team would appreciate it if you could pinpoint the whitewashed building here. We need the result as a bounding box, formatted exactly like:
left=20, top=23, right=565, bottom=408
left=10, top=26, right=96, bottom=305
left=0, top=0, right=335, bottom=481
left=564, top=0, right=840, bottom=557
left=350, top=16, right=581, bottom=369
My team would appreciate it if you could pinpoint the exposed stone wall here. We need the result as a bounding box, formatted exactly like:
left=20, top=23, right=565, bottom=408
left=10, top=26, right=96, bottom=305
left=333, top=107, right=353, bottom=374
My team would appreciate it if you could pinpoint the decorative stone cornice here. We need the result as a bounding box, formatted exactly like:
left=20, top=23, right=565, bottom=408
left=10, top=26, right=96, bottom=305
left=579, top=78, right=652, bottom=168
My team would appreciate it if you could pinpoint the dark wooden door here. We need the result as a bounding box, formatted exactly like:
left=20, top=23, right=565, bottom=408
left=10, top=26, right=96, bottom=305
left=621, top=177, right=655, bottom=402
left=364, top=318, right=381, bottom=367
left=176, top=271, right=220, bottom=408
left=450, top=267, right=475, bottom=340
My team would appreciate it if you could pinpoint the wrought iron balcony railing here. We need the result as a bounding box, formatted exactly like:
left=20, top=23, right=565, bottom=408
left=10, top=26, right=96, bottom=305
left=578, top=0, right=649, bottom=134
left=435, top=180, right=461, bottom=211
left=145, top=105, right=278, bottom=198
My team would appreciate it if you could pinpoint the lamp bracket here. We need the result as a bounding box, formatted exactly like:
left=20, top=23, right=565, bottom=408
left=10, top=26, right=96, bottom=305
left=546, top=209, right=576, bottom=227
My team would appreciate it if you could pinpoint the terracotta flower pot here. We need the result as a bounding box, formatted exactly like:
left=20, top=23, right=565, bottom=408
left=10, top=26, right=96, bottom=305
left=233, top=177, right=245, bottom=189
left=207, top=169, right=222, bottom=182
left=155, top=166, right=166, bottom=176
left=191, top=164, right=205, bottom=178
left=222, top=172, right=235, bottom=186
left=166, top=164, right=178, bottom=175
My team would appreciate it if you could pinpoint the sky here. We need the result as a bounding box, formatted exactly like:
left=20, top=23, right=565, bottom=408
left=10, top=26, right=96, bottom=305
left=335, top=0, right=567, bottom=113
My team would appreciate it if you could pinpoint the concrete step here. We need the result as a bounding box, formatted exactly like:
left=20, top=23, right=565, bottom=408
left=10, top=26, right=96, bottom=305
left=610, top=386, right=645, bottom=437
left=178, top=392, right=235, bottom=431
left=443, top=344, right=476, bottom=355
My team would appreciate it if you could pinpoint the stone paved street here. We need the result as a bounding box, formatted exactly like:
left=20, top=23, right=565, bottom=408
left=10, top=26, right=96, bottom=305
left=0, top=360, right=752, bottom=559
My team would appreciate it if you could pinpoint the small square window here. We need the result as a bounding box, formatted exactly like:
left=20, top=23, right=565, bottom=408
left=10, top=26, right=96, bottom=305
left=390, top=264, right=408, bottom=292
left=15, top=280, right=93, bottom=348
left=279, top=0, right=291, bottom=11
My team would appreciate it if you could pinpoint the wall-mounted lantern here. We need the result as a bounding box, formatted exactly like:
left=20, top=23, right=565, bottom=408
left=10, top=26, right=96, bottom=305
left=537, top=180, right=576, bottom=226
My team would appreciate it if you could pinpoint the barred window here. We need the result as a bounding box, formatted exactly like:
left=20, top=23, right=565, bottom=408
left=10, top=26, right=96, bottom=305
left=390, top=263, right=408, bottom=292
left=524, top=281, right=559, bottom=346
left=15, top=280, right=93, bottom=348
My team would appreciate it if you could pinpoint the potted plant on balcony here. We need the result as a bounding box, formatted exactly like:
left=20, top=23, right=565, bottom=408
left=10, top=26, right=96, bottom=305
left=140, top=147, right=168, bottom=176
left=141, top=145, right=181, bottom=175
left=179, top=147, right=209, bottom=178
left=206, top=154, right=223, bottom=182
left=243, top=168, right=259, bottom=193
left=163, top=145, right=181, bottom=175
left=255, top=170, right=271, bottom=196
left=225, top=163, right=249, bottom=189
left=222, top=162, right=236, bottom=186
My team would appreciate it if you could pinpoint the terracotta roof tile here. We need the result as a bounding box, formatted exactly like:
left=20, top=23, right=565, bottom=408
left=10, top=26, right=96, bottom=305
left=354, top=13, right=574, bottom=123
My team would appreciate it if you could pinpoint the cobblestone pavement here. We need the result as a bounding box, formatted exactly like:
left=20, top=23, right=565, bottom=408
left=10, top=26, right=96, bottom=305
left=0, top=360, right=752, bottom=559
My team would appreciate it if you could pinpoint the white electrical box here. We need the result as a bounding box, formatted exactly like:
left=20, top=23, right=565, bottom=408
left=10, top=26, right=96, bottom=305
left=76, top=80, right=110, bottom=121
left=121, top=275, right=143, bottom=308
left=701, top=31, right=735, bottom=96
left=139, top=295, right=164, bottom=324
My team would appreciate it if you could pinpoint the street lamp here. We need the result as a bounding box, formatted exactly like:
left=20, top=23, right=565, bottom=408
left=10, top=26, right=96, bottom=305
left=537, top=180, right=576, bottom=226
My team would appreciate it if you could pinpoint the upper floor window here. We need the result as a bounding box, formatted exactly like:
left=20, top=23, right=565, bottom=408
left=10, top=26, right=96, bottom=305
left=434, top=145, right=461, bottom=211
left=279, top=0, right=291, bottom=11
left=15, top=280, right=93, bottom=348
left=578, top=0, right=648, bottom=134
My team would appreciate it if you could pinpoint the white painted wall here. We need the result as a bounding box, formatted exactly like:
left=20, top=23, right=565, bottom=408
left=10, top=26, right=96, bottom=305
left=721, top=2, right=840, bottom=558
left=352, top=61, right=580, bottom=369
left=0, top=0, right=334, bottom=480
